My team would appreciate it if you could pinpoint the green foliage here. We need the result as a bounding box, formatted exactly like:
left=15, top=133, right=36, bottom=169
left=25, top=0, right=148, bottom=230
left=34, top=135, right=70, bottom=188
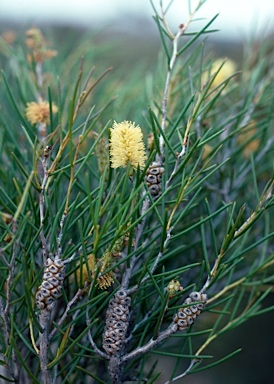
left=0, top=1, right=274, bottom=383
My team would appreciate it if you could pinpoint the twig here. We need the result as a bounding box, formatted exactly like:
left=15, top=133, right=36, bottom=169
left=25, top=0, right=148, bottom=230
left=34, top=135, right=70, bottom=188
left=157, top=0, right=204, bottom=163
left=164, top=358, right=200, bottom=383
left=56, top=212, right=67, bottom=259
left=86, top=305, right=109, bottom=359
left=49, top=288, right=86, bottom=340
left=0, top=248, right=10, bottom=268
left=63, top=250, right=79, bottom=264
left=206, top=277, right=245, bottom=304
left=1, top=221, right=20, bottom=382
left=157, top=25, right=185, bottom=162
left=39, top=310, right=52, bottom=384
left=127, top=227, right=172, bottom=295
left=39, top=153, right=50, bottom=264
left=121, top=196, right=150, bottom=290
left=35, top=59, right=48, bottom=142
left=127, top=300, right=159, bottom=341
left=122, top=323, right=178, bottom=362
left=35, top=61, right=43, bottom=99
left=165, top=135, right=189, bottom=189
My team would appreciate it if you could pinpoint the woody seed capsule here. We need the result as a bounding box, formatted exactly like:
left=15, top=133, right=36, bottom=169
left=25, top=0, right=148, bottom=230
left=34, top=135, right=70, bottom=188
left=36, top=257, right=65, bottom=311
left=102, top=290, right=131, bottom=355
left=173, top=291, right=207, bottom=331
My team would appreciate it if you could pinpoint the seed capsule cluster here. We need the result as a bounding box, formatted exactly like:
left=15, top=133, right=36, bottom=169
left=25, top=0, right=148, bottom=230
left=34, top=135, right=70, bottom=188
left=146, top=162, right=165, bottom=199
left=173, top=291, right=207, bottom=331
left=36, top=257, right=65, bottom=311
left=102, top=290, right=131, bottom=355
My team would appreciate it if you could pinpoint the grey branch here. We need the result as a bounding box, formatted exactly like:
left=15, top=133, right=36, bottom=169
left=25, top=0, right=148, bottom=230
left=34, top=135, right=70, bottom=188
left=56, top=212, right=67, bottom=259
left=39, top=310, right=53, bottom=384
left=39, top=155, right=50, bottom=264
left=157, top=26, right=185, bottom=163
left=122, top=323, right=178, bottom=362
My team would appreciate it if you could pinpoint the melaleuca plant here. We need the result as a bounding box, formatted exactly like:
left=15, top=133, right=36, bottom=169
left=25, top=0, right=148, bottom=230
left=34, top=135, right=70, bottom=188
left=0, top=1, right=274, bottom=383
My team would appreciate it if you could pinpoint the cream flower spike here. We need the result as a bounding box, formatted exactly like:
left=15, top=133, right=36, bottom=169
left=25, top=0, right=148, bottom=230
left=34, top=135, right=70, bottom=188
left=25, top=100, right=58, bottom=125
left=109, top=120, right=147, bottom=170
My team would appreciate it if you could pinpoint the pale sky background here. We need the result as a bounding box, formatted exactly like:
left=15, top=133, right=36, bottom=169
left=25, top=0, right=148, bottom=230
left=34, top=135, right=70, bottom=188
left=1, top=0, right=274, bottom=40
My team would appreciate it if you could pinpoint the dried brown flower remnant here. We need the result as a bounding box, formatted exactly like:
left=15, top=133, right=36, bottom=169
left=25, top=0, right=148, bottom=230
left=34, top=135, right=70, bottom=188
left=75, top=254, right=114, bottom=290
left=0, top=212, right=13, bottom=224
left=2, top=30, right=16, bottom=45
left=97, top=272, right=115, bottom=290
left=25, top=100, right=58, bottom=125
left=75, top=225, right=132, bottom=291
left=1, top=212, right=13, bottom=242
left=25, top=28, right=57, bottom=63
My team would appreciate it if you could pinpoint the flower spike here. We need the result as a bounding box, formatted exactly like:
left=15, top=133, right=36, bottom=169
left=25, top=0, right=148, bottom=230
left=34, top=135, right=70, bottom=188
left=109, top=120, right=147, bottom=170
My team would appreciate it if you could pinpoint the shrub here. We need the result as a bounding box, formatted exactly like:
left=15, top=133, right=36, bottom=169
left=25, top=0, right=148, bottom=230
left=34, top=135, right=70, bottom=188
left=0, top=1, right=273, bottom=383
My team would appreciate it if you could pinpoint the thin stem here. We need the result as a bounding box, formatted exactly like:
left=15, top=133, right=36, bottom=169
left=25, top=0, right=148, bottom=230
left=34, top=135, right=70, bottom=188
left=122, top=323, right=178, bottom=362
left=39, top=310, right=52, bottom=384
left=49, top=288, right=86, bottom=340
left=39, top=154, right=50, bottom=264
left=35, top=61, right=47, bottom=142
left=56, top=212, right=67, bottom=259
left=35, top=61, right=43, bottom=99
left=121, top=196, right=150, bottom=290
left=157, top=0, right=204, bottom=163
left=127, top=227, right=172, bottom=295
left=165, top=358, right=199, bottom=383
left=64, top=135, right=81, bottom=216
left=1, top=221, right=20, bottom=382
left=158, top=25, right=184, bottom=161
left=86, top=305, right=109, bottom=359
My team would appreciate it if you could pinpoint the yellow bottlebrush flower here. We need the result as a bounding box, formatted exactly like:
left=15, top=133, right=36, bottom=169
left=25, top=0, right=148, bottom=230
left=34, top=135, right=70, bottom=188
left=203, top=58, right=237, bottom=89
left=75, top=253, right=115, bottom=290
left=25, top=100, right=58, bottom=125
left=109, top=120, right=147, bottom=170
left=97, top=273, right=115, bottom=290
